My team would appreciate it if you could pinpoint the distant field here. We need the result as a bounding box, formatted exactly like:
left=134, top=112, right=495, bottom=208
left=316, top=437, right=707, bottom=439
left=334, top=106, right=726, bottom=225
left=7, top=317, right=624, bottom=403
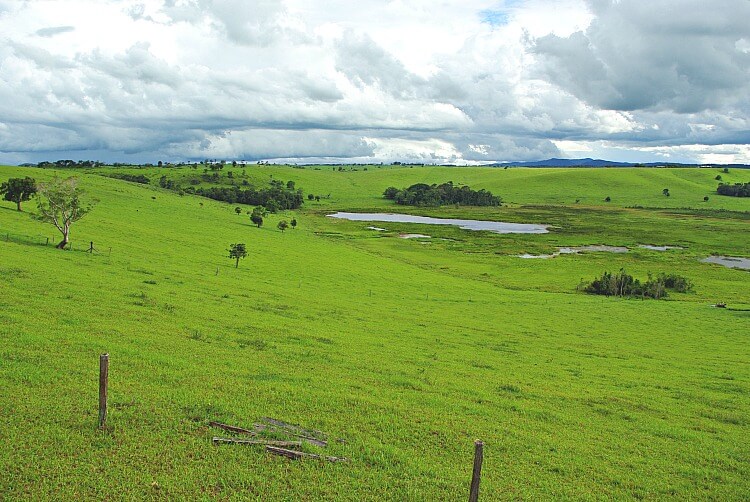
left=1, top=164, right=748, bottom=500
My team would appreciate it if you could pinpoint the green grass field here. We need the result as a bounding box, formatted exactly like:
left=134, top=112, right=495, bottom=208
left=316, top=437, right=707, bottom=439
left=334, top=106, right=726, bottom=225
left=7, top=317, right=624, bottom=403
left=1, top=164, right=748, bottom=500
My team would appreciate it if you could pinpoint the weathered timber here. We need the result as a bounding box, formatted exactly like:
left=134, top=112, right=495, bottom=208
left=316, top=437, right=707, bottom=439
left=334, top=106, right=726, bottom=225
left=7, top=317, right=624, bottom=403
left=212, top=437, right=302, bottom=447
left=209, top=421, right=256, bottom=435
left=265, top=446, right=348, bottom=463
left=469, top=440, right=484, bottom=502
left=253, top=423, right=327, bottom=447
left=98, top=353, right=109, bottom=429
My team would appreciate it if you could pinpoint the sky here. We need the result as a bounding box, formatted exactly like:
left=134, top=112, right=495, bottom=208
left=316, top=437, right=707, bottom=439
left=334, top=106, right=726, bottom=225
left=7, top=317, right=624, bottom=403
left=0, top=0, right=749, bottom=165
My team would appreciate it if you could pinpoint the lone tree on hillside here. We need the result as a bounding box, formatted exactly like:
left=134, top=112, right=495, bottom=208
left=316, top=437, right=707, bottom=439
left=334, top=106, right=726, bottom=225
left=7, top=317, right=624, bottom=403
left=290, top=217, right=297, bottom=229
left=250, top=207, right=264, bottom=228
left=235, top=206, right=242, bottom=215
left=277, top=220, right=289, bottom=232
left=228, top=243, right=248, bottom=268
left=35, top=177, right=94, bottom=249
left=662, top=188, right=670, bottom=196
left=1, top=177, right=37, bottom=211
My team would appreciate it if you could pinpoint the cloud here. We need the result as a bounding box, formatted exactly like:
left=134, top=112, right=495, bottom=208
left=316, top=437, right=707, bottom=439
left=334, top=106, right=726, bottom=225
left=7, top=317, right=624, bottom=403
left=35, top=25, right=75, bottom=37
left=532, top=0, right=750, bottom=113
left=0, top=0, right=747, bottom=165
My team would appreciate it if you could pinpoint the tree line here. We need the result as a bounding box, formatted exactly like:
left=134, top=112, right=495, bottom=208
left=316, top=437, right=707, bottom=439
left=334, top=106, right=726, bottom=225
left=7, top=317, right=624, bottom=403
left=193, top=180, right=304, bottom=211
left=717, top=182, right=750, bottom=197
left=383, top=182, right=501, bottom=206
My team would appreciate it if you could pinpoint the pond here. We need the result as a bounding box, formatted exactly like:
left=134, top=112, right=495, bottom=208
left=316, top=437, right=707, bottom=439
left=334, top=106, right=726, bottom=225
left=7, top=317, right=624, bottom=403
left=518, top=245, right=629, bottom=259
left=701, top=256, right=750, bottom=270
left=327, top=212, right=549, bottom=234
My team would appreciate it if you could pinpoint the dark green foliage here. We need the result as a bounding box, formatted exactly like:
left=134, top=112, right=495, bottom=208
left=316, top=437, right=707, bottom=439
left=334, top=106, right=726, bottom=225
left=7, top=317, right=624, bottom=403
left=36, top=160, right=104, bottom=168
left=307, top=193, right=315, bottom=200
left=250, top=207, right=264, bottom=228
left=291, top=218, right=297, bottom=229
left=107, top=173, right=150, bottom=184
left=580, top=270, right=692, bottom=299
left=715, top=175, right=722, bottom=181
left=277, top=220, right=289, bottom=232
left=384, top=182, right=501, bottom=207
left=227, top=243, right=247, bottom=268
left=717, top=182, right=750, bottom=197
left=659, top=273, right=693, bottom=293
left=663, top=188, right=670, bottom=196
left=195, top=180, right=304, bottom=210
left=704, top=196, right=709, bottom=201
left=605, top=196, right=611, bottom=202
left=1, top=177, right=37, bottom=211
left=235, top=206, right=242, bottom=215
left=159, top=175, right=177, bottom=190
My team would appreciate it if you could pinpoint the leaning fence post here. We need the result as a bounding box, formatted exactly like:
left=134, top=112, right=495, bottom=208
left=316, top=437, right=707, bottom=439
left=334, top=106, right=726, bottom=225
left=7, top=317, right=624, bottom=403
left=98, top=353, right=109, bottom=429
left=469, top=440, right=484, bottom=502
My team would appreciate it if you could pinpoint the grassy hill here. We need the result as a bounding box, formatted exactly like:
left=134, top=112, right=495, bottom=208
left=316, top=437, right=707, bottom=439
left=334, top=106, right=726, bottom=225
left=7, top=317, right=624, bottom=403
left=1, top=165, right=748, bottom=500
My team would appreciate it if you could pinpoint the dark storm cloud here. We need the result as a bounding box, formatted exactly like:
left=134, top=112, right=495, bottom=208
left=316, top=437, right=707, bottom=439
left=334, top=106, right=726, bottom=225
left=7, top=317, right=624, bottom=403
left=532, top=0, right=750, bottom=113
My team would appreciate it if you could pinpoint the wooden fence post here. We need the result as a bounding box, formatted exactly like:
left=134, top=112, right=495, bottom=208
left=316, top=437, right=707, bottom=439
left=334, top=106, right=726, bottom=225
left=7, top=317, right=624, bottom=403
left=469, top=440, right=484, bottom=502
left=98, top=353, right=109, bottom=429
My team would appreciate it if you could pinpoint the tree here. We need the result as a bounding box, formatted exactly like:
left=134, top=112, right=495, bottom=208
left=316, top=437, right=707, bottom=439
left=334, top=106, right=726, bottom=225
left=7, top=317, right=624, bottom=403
left=1, top=177, right=37, bottom=211
left=250, top=212, right=263, bottom=228
left=715, top=175, right=722, bottom=181
left=307, top=193, right=315, bottom=200
left=235, top=206, right=242, bottom=215
left=704, top=196, right=709, bottom=202
left=35, top=177, right=94, bottom=249
left=228, top=243, right=247, bottom=268
left=604, top=196, right=611, bottom=202
left=290, top=217, right=297, bottom=229
left=662, top=188, right=670, bottom=196
left=277, top=220, right=289, bottom=232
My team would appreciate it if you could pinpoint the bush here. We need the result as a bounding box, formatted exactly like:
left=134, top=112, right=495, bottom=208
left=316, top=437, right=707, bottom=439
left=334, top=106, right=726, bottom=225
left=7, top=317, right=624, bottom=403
left=580, top=269, right=692, bottom=299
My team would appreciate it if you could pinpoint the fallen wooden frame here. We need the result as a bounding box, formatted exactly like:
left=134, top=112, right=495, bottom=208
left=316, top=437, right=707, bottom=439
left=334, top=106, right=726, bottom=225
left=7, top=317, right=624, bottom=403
left=265, top=446, right=348, bottom=463
left=212, top=437, right=302, bottom=447
left=209, top=421, right=256, bottom=436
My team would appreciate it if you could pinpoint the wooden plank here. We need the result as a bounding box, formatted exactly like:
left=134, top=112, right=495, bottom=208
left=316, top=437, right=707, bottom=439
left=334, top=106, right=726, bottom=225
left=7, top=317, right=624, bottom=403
left=265, top=446, right=348, bottom=463
left=209, top=421, right=256, bottom=436
left=254, top=422, right=328, bottom=447
left=212, top=437, right=301, bottom=447
left=261, top=417, right=326, bottom=439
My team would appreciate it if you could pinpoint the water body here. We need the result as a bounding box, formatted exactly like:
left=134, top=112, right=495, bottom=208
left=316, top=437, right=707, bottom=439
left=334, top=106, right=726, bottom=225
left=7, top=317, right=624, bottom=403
left=328, top=212, right=549, bottom=234
left=701, top=256, right=750, bottom=270
left=399, top=233, right=431, bottom=239
left=639, top=245, right=683, bottom=251
left=518, top=245, right=629, bottom=259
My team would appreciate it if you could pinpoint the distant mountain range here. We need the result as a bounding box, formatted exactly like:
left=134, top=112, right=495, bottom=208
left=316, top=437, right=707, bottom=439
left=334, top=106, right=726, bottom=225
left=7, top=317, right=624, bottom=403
left=491, top=158, right=750, bottom=168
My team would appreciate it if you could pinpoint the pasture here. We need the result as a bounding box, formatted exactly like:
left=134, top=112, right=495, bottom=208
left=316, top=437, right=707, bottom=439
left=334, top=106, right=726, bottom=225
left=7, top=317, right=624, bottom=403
left=0, top=164, right=748, bottom=500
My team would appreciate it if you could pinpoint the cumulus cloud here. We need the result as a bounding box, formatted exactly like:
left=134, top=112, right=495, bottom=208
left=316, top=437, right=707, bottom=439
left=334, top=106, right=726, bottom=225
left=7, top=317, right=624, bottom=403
left=532, top=0, right=750, bottom=113
left=35, top=25, right=75, bottom=37
left=0, top=0, right=747, bottom=165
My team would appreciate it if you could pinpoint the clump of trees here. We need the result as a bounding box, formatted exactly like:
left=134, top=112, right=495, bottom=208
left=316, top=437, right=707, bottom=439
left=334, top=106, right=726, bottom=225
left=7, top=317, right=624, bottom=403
left=1, top=177, right=37, bottom=211
left=195, top=180, right=304, bottom=210
left=227, top=243, right=247, bottom=268
left=717, top=182, right=750, bottom=197
left=579, top=269, right=693, bottom=299
left=35, top=177, right=94, bottom=249
left=107, top=173, right=150, bottom=184
left=383, top=182, right=500, bottom=206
